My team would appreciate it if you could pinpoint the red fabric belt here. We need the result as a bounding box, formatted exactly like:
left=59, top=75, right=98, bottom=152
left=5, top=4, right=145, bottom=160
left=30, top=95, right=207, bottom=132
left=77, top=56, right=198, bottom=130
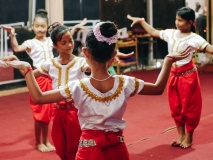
left=76, top=130, right=129, bottom=160
left=79, top=136, right=124, bottom=147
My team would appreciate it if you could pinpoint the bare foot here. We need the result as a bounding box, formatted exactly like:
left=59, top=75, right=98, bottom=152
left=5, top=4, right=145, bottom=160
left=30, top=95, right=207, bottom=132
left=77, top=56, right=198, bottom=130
left=180, top=133, right=193, bottom=149
left=180, top=140, right=192, bottom=149
left=171, top=135, right=185, bottom=147
left=171, top=125, right=185, bottom=147
left=45, top=142, right=56, bottom=151
left=36, top=143, right=50, bottom=152
left=171, top=140, right=181, bottom=147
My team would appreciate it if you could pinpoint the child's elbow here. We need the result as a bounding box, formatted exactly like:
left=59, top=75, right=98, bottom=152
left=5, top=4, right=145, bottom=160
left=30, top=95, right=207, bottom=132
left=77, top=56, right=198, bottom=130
left=13, top=48, right=19, bottom=53
left=32, top=97, right=43, bottom=104
left=155, top=87, right=165, bottom=95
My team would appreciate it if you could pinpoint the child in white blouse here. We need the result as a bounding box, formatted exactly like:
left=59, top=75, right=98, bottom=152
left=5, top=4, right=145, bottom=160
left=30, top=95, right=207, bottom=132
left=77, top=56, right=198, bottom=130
left=6, top=21, right=190, bottom=160
left=36, top=23, right=88, bottom=160
left=127, top=7, right=213, bottom=149
left=3, top=21, right=135, bottom=160
left=1, top=9, right=55, bottom=152
left=1, top=9, right=87, bottom=153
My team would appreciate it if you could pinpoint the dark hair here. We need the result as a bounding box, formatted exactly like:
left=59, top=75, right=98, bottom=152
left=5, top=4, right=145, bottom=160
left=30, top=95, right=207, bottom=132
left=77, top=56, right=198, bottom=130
left=176, top=7, right=196, bottom=33
left=85, top=21, right=117, bottom=63
left=48, top=23, right=70, bottom=45
left=33, top=9, right=48, bottom=24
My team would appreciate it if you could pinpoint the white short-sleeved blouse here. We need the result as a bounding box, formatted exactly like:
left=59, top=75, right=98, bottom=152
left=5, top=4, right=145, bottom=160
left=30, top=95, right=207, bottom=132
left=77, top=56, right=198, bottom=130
left=160, top=29, right=209, bottom=67
left=59, top=75, right=144, bottom=132
left=37, top=56, right=88, bottom=89
left=22, top=37, right=53, bottom=68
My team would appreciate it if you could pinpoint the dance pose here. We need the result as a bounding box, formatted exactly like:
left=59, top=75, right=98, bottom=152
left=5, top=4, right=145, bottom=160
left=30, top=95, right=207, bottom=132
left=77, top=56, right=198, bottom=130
left=1, top=9, right=55, bottom=152
left=127, top=7, right=213, bottom=148
left=6, top=21, right=190, bottom=159
left=38, top=22, right=87, bottom=160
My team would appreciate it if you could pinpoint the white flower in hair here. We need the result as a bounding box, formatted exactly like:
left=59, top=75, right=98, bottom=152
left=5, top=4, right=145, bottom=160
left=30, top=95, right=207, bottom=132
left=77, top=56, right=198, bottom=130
left=93, top=22, right=119, bottom=45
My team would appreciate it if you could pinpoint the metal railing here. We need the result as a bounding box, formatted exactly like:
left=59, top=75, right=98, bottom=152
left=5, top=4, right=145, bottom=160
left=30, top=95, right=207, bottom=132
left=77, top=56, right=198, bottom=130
left=0, top=20, right=100, bottom=60
left=0, top=22, right=25, bottom=59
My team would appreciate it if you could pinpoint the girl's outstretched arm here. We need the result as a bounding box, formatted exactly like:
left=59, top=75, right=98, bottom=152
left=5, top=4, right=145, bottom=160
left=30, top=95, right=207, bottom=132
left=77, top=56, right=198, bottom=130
left=127, top=14, right=160, bottom=38
left=117, top=50, right=134, bottom=58
left=139, top=46, right=191, bottom=95
left=3, top=55, right=19, bottom=61
left=6, top=61, right=65, bottom=104
left=4, top=55, right=43, bottom=78
left=0, top=60, right=9, bottom=68
left=1, top=25, right=28, bottom=52
left=205, top=45, right=213, bottom=54
left=70, top=18, right=88, bottom=36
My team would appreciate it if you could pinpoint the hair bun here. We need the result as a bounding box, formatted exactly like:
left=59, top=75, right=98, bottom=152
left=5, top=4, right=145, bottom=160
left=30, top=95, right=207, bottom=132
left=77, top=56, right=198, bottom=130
left=36, top=9, right=48, bottom=16
left=100, top=21, right=117, bottom=38
left=48, top=22, right=61, bottom=34
left=93, top=21, right=118, bottom=45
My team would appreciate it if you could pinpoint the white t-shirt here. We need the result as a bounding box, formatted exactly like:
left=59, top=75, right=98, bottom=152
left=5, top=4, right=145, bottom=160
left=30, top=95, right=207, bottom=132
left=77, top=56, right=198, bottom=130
left=59, top=75, right=144, bottom=132
left=160, top=29, right=209, bottom=67
left=22, top=37, right=54, bottom=68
